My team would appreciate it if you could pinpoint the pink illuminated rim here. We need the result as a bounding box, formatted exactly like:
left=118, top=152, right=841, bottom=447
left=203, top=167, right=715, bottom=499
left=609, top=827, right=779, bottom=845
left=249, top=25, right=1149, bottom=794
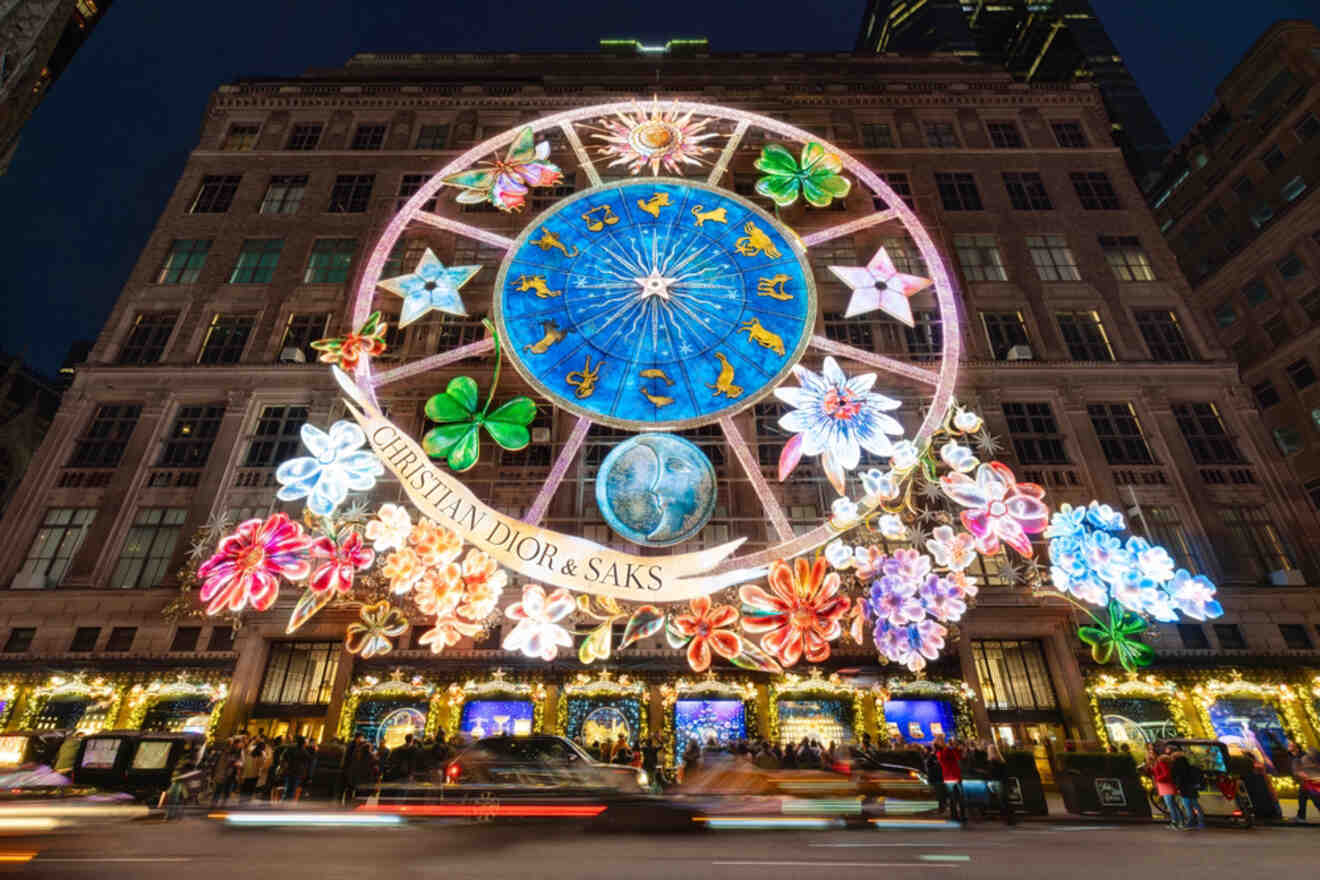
left=348, top=101, right=963, bottom=572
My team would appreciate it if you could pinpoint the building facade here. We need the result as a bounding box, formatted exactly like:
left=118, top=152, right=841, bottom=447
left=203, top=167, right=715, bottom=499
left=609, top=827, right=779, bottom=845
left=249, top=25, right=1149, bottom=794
left=1149, top=20, right=1320, bottom=558
left=0, top=45, right=1318, bottom=761
left=0, top=0, right=111, bottom=174
left=854, top=0, right=1171, bottom=189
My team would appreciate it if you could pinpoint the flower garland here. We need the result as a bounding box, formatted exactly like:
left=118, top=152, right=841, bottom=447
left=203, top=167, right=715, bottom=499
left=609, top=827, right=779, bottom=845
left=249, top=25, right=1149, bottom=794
left=555, top=672, right=649, bottom=746
left=335, top=672, right=440, bottom=741
left=767, top=670, right=865, bottom=744
left=0, top=682, right=18, bottom=730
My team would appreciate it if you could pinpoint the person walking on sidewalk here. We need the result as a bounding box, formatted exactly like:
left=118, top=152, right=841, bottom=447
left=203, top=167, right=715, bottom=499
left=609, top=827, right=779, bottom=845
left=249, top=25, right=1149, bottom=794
left=1171, top=748, right=1205, bottom=830
left=1148, top=744, right=1184, bottom=829
left=924, top=745, right=946, bottom=814
left=934, top=735, right=966, bottom=824
left=986, top=742, right=1016, bottom=826
left=1289, top=743, right=1320, bottom=823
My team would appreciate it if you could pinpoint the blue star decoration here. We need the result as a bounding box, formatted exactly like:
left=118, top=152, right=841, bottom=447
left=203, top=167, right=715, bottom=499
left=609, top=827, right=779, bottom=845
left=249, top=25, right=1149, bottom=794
left=377, top=248, right=479, bottom=327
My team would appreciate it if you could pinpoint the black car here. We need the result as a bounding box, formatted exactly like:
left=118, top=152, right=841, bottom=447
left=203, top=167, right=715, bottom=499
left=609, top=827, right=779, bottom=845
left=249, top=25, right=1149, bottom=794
left=444, top=735, right=645, bottom=792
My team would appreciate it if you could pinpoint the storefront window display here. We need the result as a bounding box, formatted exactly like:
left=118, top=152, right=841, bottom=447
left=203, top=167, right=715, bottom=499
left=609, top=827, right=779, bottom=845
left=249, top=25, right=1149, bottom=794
left=1192, top=677, right=1310, bottom=780
left=883, top=698, right=955, bottom=745
left=1207, top=698, right=1291, bottom=768
left=777, top=699, right=854, bottom=745
left=141, top=697, right=215, bottom=733
left=352, top=698, right=431, bottom=747
left=556, top=673, right=648, bottom=753
left=675, top=699, right=746, bottom=752
left=122, top=677, right=228, bottom=737
left=460, top=700, right=534, bottom=738
left=1098, top=698, right=1182, bottom=746
left=19, top=676, right=124, bottom=734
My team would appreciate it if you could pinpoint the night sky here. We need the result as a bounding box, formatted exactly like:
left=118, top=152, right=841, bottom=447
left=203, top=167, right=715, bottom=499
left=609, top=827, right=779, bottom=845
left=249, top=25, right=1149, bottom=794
left=1, top=1, right=1315, bottom=377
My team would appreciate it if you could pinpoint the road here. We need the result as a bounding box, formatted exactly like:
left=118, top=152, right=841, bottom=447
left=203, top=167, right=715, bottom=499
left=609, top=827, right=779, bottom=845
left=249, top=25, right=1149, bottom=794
left=1, top=817, right=1316, bottom=878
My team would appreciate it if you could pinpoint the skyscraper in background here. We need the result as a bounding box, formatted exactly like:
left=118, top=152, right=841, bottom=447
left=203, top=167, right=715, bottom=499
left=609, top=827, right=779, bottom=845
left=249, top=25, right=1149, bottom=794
left=855, top=0, right=1171, bottom=189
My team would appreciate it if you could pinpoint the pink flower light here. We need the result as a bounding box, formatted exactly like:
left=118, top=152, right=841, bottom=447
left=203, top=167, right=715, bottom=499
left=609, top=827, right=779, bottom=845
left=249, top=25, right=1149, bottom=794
left=941, top=461, right=1048, bottom=557
left=198, top=514, right=311, bottom=615
left=308, top=531, right=375, bottom=595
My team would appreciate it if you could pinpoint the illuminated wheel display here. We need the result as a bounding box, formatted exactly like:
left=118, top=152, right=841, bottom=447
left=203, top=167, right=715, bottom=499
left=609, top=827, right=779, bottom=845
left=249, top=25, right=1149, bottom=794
left=349, top=101, right=963, bottom=574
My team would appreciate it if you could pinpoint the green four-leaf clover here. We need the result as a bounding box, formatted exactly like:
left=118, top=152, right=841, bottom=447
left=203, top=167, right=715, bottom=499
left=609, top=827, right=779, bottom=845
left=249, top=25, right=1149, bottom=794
left=422, top=375, right=536, bottom=472
left=754, top=142, right=852, bottom=208
left=1078, top=601, right=1154, bottom=672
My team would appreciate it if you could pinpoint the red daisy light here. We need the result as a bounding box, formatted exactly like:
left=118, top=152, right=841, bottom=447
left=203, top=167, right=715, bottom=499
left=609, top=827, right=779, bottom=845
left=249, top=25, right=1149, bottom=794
left=671, top=595, right=742, bottom=673
left=198, top=513, right=312, bottom=615
left=307, top=531, right=375, bottom=595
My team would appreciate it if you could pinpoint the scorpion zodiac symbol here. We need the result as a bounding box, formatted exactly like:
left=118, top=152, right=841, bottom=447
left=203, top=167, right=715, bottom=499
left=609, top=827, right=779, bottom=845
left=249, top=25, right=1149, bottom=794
left=734, top=221, right=782, bottom=259
left=737, top=317, right=786, bottom=356
left=690, top=205, right=728, bottom=227
left=531, top=226, right=580, bottom=258
left=565, top=355, right=602, bottom=399
left=513, top=274, right=561, bottom=299
left=706, top=353, right=743, bottom=399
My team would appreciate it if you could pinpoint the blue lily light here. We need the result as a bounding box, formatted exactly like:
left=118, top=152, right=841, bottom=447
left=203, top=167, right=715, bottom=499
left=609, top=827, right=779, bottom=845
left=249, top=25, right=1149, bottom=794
left=275, top=421, right=384, bottom=517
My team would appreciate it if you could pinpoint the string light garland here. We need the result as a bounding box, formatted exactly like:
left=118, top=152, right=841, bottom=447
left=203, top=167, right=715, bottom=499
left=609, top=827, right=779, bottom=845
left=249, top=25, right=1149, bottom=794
left=555, top=671, right=649, bottom=747
left=122, top=673, right=229, bottom=738
left=337, top=671, right=440, bottom=741
left=1086, top=672, right=1191, bottom=750
left=17, top=674, right=124, bottom=732
left=0, top=683, right=17, bottom=730
left=768, top=669, right=865, bottom=744
left=443, top=669, right=547, bottom=740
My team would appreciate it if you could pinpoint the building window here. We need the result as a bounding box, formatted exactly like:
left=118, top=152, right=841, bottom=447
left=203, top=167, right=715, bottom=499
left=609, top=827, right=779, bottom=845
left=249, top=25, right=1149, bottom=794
left=1252, top=380, right=1281, bottom=409
left=1070, top=171, right=1121, bottom=209
left=924, top=121, right=959, bottom=148
left=904, top=310, right=943, bottom=360
left=396, top=174, right=437, bottom=212
left=986, top=121, right=1023, bottom=148
left=1273, top=426, right=1303, bottom=456
left=1056, top=311, right=1114, bottom=361
left=244, top=405, right=308, bottom=467
left=1133, top=310, right=1191, bottom=361
left=953, top=233, right=1007, bottom=281
left=880, top=172, right=913, bottom=209
left=286, top=123, right=322, bottom=151
left=1281, top=176, right=1307, bottom=202
left=377, top=311, right=405, bottom=360
left=207, top=628, right=235, bottom=652
left=169, top=626, right=201, bottom=652
left=1144, top=506, right=1206, bottom=573
left=198, top=314, right=254, bottom=364
left=1278, top=623, right=1312, bottom=650
left=222, top=123, right=259, bottom=151
left=1214, top=624, right=1247, bottom=650
left=382, top=238, right=428, bottom=279
left=1260, top=146, right=1285, bottom=172
left=304, top=238, right=358, bottom=284
left=415, top=124, right=449, bottom=149
left=156, top=239, right=210, bottom=284
left=1172, top=402, right=1244, bottom=465
left=105, top=627, right=136, bottom=652
left=280, top=313, right=328, bottom=361
left=1002, top=402, right=1068, bottom=465
left=258, top=641, right=340, bottom=705
left=982, top=311, right=1030, bottom=360
left=17, top=508, right=96, bottom=587
left=259, top=175, right=307, bottom=215
left=860, top=122, right=894, bottom=148
left=1286, top=358, right=1316, bottom=389
left=1276, top=253, right=1305, bottom=281
left=69, top=404, right=140, bottom=468
left=877, top=237, right=927, bottom=276
left=1220, top=506, right=1293, bottom=576
left=531, top=184, right=576, bottom=212
left=1099, top=235, right=1155, bottom=281
left=2, top=629, right=34, bottom=654
left=229, top=238, right=283, bottom=284
left=1051, top=121, right=1088, bottom=148
left=821, top=311, right=874, bottom=349
left=159, top=405, right=224, bottom=468
left=1301, top=289, right=1320, bottom=321
left=1088, top=403, right=1153, bottom=465
left=69, top=627, right=99, bottom=652
left=1026, top=234, right=1080, bottom=281
left=434, top=313, right=489, bottom=351
left=118, top=312, right=177, bottom=364
left=1294, top=113, right=1319, bottom=141
left=1177, top=624, right=1210, bottom=650
left=188, top=175, right=240, bottom=214
left=971, top=639, right=1058, bottom=711
left=934, top=172, right=982, bottom=210
left=1003, top=171, right=1053, bottom=210
left=1214, top=302, right=1237, bottom=327
left=111, top=508, right=187, bottom=589
left=350, top=124, right=386, bottom=151
left=1262, top=314, right=1291, bottom=346
left=327, top=174, right=374, bottom=213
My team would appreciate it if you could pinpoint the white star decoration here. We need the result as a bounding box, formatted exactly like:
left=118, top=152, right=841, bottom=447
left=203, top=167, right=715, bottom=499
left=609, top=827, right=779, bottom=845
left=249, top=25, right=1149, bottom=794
left=828, top=247, right=932, bottom=327
left=377, top=248, right=478, bottom=327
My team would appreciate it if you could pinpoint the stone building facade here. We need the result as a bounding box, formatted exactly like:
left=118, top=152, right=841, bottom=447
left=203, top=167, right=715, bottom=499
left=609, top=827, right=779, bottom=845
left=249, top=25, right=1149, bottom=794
left=0, top=45, right=1317, bottom=753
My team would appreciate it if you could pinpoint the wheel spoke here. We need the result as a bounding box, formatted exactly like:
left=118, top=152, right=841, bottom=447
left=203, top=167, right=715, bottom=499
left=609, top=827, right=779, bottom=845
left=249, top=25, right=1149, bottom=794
left=412, top=211, right=515, bottom=251
left=522, top=415, right=592, bottom=527
left=371, top=337, right=496, bottom=388
left=717, top=414, right=795, bottom=544
left=800, top=210, right=897, bottom=247
left=707, top=119, right=749, bottom=186
left=809, top=334, right=940, bottom=387
left=561, top=122, right=602, bottom=188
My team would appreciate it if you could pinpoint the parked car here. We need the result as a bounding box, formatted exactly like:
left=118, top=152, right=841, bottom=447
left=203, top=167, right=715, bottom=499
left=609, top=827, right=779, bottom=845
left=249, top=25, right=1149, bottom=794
left=0, top=730, right=72, bottom=771
left=71, top=730, right=206, bottom=804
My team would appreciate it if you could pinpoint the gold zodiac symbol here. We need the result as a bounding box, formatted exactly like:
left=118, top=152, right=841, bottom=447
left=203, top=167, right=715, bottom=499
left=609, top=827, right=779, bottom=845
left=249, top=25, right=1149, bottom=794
left=734, top=221, right=781, bottom=259
left=690, top=205, right=728, bottom=227
left=756, top=274, right=793, bottom=301
left=523, top=319, right=567, bottom=355
left=581, top=204, right=620, bottom=232
left=639, top=368, right=676, bottom=408
left=636, top=192, right=671, bottom=218
left=565, top=355, right=602, bottom=399
left=514, top=274, right=562, bottom=299
left=706, top=352, right=743, bottom=399
left=738, top=317, right=786, bottom=356
left=531, top=226, right=579, bottom=258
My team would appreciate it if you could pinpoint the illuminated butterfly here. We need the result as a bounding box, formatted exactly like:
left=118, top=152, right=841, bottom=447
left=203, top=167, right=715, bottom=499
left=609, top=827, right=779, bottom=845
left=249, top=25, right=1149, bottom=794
left=441, top=126, right=564, bottom=213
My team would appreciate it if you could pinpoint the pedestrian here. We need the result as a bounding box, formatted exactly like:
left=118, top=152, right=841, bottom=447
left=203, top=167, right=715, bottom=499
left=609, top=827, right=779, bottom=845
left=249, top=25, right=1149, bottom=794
left=934, top=735, right=965, bottom=824
left=347, top=742, right=378, bottom=803
left=924, top=745, right=946, bottom=813
left=1289, top=743, right=1320, bottom=822
left=682, top=738, right=701, bottom=781
left=283, top=735, right=312, bottom=802
left=239, top=740, right=263, bottom=799
left=1148, top=744, right=1184, bottom=829
left=210, top=737, right=240, bottom=806
left=986, top=742, right=1016, bottom=826
left=1171, top=749, right=1205, bottom=830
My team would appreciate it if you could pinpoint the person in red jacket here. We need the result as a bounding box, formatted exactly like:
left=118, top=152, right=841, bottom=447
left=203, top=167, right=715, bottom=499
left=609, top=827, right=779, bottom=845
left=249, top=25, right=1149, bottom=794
left=1147, top=743, right=1185, bottom=829
left=933, top=735, right=966, bottom=823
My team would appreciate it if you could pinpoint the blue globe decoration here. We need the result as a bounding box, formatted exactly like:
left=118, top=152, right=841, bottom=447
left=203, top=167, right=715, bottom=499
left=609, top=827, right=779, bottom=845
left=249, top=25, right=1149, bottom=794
left=595, top=433, right=717, bottom=547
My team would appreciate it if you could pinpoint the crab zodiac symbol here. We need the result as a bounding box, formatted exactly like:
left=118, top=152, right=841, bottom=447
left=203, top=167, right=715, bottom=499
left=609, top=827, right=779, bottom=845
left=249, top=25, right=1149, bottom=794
left=734, top=221, right=781, bottom=259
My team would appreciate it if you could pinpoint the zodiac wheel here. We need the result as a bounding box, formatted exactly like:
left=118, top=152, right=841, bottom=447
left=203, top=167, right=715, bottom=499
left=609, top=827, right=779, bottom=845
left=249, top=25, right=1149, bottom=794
left=350, top=101, right=962, bottom=574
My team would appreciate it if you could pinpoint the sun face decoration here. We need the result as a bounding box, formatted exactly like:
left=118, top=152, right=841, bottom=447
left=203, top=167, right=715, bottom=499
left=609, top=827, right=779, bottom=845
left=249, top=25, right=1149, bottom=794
left=589, top=100, right=719, bottom=176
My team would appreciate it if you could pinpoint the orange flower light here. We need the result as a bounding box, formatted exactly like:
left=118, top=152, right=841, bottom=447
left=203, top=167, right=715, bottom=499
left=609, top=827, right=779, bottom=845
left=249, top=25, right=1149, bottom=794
left=740, top=557, right=851, bottom=666
left=671, top=596, right=742, bottom=673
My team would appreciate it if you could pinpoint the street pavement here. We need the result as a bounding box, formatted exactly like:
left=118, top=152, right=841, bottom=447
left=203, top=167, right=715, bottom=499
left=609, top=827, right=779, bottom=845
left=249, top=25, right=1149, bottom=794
left=0, top=814, right=1317, bottom=879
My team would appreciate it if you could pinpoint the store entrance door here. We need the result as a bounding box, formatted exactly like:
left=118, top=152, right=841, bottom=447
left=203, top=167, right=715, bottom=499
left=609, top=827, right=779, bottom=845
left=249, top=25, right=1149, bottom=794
left=991, top=720, right=1068, bottom=786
